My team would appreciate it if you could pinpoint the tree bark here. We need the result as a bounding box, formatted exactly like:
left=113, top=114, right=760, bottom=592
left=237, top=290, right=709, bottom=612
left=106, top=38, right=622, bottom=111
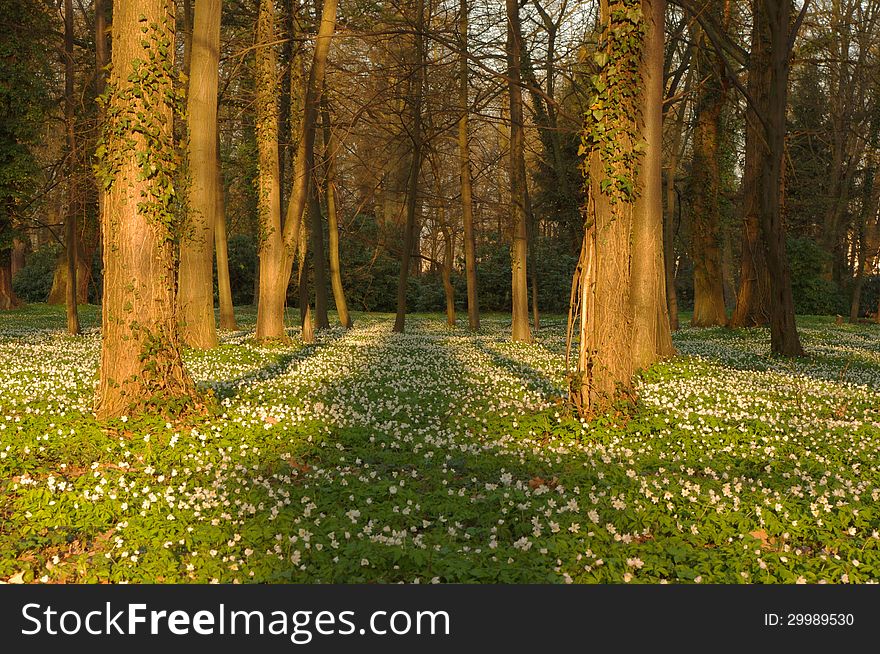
left=757, top=0, right=804, bottom=356
left=506, top=0, right=532, bottom=343
left=689, top=12, right=728, bottom=327
left=0, top=250, right=22, bottom=310
left=458, top=0, right=479, bottom=330
left=320, top=99, right=352, bottom=328
left=215, top=136, right=237, bottom=330
left=393, top=0, right=425, bottom=334
left=95, top=0, right=196, bottom=419
left=178, top=0, right=221, bottom=348
left=63, top=0, right=80, bottom=335
left=10, top=238, right=25, bottom=277
left=442, top=227, right=456, bottom=327
left=255, top=0, right=338, bottom=340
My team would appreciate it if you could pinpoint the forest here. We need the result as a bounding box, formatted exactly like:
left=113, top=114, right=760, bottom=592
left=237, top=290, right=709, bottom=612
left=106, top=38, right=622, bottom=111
left=1, top=0, right=879, bottom=585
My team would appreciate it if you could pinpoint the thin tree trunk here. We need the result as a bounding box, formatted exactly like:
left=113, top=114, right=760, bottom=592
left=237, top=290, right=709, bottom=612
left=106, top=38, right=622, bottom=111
left=0, top=251, right=22, bottom=310
left=506, top=0, right=531, bottom=343
left=10, top=238, right=25, bottom=277
left=298, top=221, right=314, bottom=343
left=215, top=135, right=237, bottom=330
left=320, top=98, right=352, bottom=328
left=63, top=0, right=80, bottom=335
left=442, top=227, right=456, bottom=327
left=178, top=0, right=221, bottom=348
left=307, top=153, right=330, bottom=330
left=393, top=0, right=425, bottom=334
left=95, top=0, right=195, bottom=419
left=459, top=0, right=479, bottom=330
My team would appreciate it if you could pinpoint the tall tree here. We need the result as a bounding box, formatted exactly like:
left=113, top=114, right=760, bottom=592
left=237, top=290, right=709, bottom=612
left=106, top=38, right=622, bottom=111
left=63, top=0, right=80, bottom=335
left=458, top=0, right=479, bottom=330
left=178, top=0, right=222, bottom=349
left=255, top=0, right=338, bottom=340
left=688, top=3, right=729, bottom=327
left=571, top=0, right=672, bottom=415
left=505, top=0, right=532, bottom=343
left=95, top=0, right=195, bottom=418
left=320, top=97, right=352, bottom=329
left=392, top=0, right=426, bottom=334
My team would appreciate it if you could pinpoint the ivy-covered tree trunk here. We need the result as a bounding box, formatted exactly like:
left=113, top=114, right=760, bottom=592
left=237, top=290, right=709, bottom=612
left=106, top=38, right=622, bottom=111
left=689, top=10, right=728, bottom=328
left=459, top=0, right=480, bottom=330
left=572, top=0, right=671, bottom=415
left=178, top=0, right=221, bottom=349
left=95, top=0, right=195, bottom=419
left=506, top=0, right=532, bottom=343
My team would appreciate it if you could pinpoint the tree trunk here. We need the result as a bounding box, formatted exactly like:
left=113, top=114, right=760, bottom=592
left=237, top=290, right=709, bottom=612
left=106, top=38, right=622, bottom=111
left=254, top=0, right=290, bottom=341
left=95, top=0, right=196, bottom=419
left=506, top=0, right=531, bottom=343
left=393, top=0, right=425, bottom=334
left=730, top=2, right=772, bottom=329
left=297, top=221, right=314, bottom=343
left=758, top=0, right=804, bottom=356
left=689, top=14, right=728, bottom=327
left=0, top=250, right=22, bottom=310
left=63, top=0, right=80, bottom=335
left=320, top=99, right=352, bottom=329
left=443, top=227, right=456, bottom=327
left=573, top=0, right=671, bottom=415
left=178, top=0, right=221, bottom=349
left=215, top=137, right=237, bottom=330
left=307, top=153, right=330, bottom=330
left=458, top=0, right=479, bottom=330
left=10, top=238, right=25, bottom=277
left=255, top=0, right=337, bottom=340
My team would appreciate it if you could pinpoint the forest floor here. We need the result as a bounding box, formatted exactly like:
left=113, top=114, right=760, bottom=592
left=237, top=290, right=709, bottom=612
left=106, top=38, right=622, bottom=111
left=1, top=304, right=879, bottom=584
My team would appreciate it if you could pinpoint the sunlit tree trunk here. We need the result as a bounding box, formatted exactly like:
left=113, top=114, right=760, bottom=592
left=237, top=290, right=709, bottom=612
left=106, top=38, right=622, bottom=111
left=256, top=0, right=337, bottom=340
left=254, top=0, right=290, bottom=341
left=95, top=0, right=195, bottom=419
left=178, top=0, right=221, bottom=348
left=215, top=137, right=237, bottom=330
left=458, top=0, right=479, bottom=330
left=320, top=98, right=352, bottom=328
left=572, top=0, right=671, bottom=415
left=506, top=0, right=531, bottom=343
left=63, top=0, right=80, bottom=334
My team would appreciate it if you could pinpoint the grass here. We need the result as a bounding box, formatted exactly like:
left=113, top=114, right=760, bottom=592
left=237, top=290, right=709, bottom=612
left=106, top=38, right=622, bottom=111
left=1, top=303, right=879, bottom=584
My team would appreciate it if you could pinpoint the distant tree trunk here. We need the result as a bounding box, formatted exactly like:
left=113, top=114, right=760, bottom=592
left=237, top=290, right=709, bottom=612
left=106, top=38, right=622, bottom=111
left=459, top=0, right=479, bottom=330
left=320, top=99, right=352, bottom=328
left=63, top=0, right=80, bottom=335
left=178, top=0, right=221, bottom=348
left=95, top=0, right=195, bottom=419
left=0, top=250, right=22, bottom=310
left=10, top=238, right=25, bottom=277
left=442, top=226, right=456, bottom=327
left=393, top=0, right=425, bottom=334
left=215, top=139, right=237, bottom=330
left=297, top=222, right=314, bottom=343
left=689, top=15, right=728, bottom=327
left=572, top=0, right=671, bottom=415
left=663, top=97, right=685, bottom=331
left=757, top=0, right=804, bottom=356
left=506, top=0, right=531, bottom=343
left=307, top=153, right=330, bottom=330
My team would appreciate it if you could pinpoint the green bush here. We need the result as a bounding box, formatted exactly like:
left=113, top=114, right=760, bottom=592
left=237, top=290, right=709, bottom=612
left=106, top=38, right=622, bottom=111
left=787, top=236, right=846, bottom=315
left=12, top=243, right=60, bottom=302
